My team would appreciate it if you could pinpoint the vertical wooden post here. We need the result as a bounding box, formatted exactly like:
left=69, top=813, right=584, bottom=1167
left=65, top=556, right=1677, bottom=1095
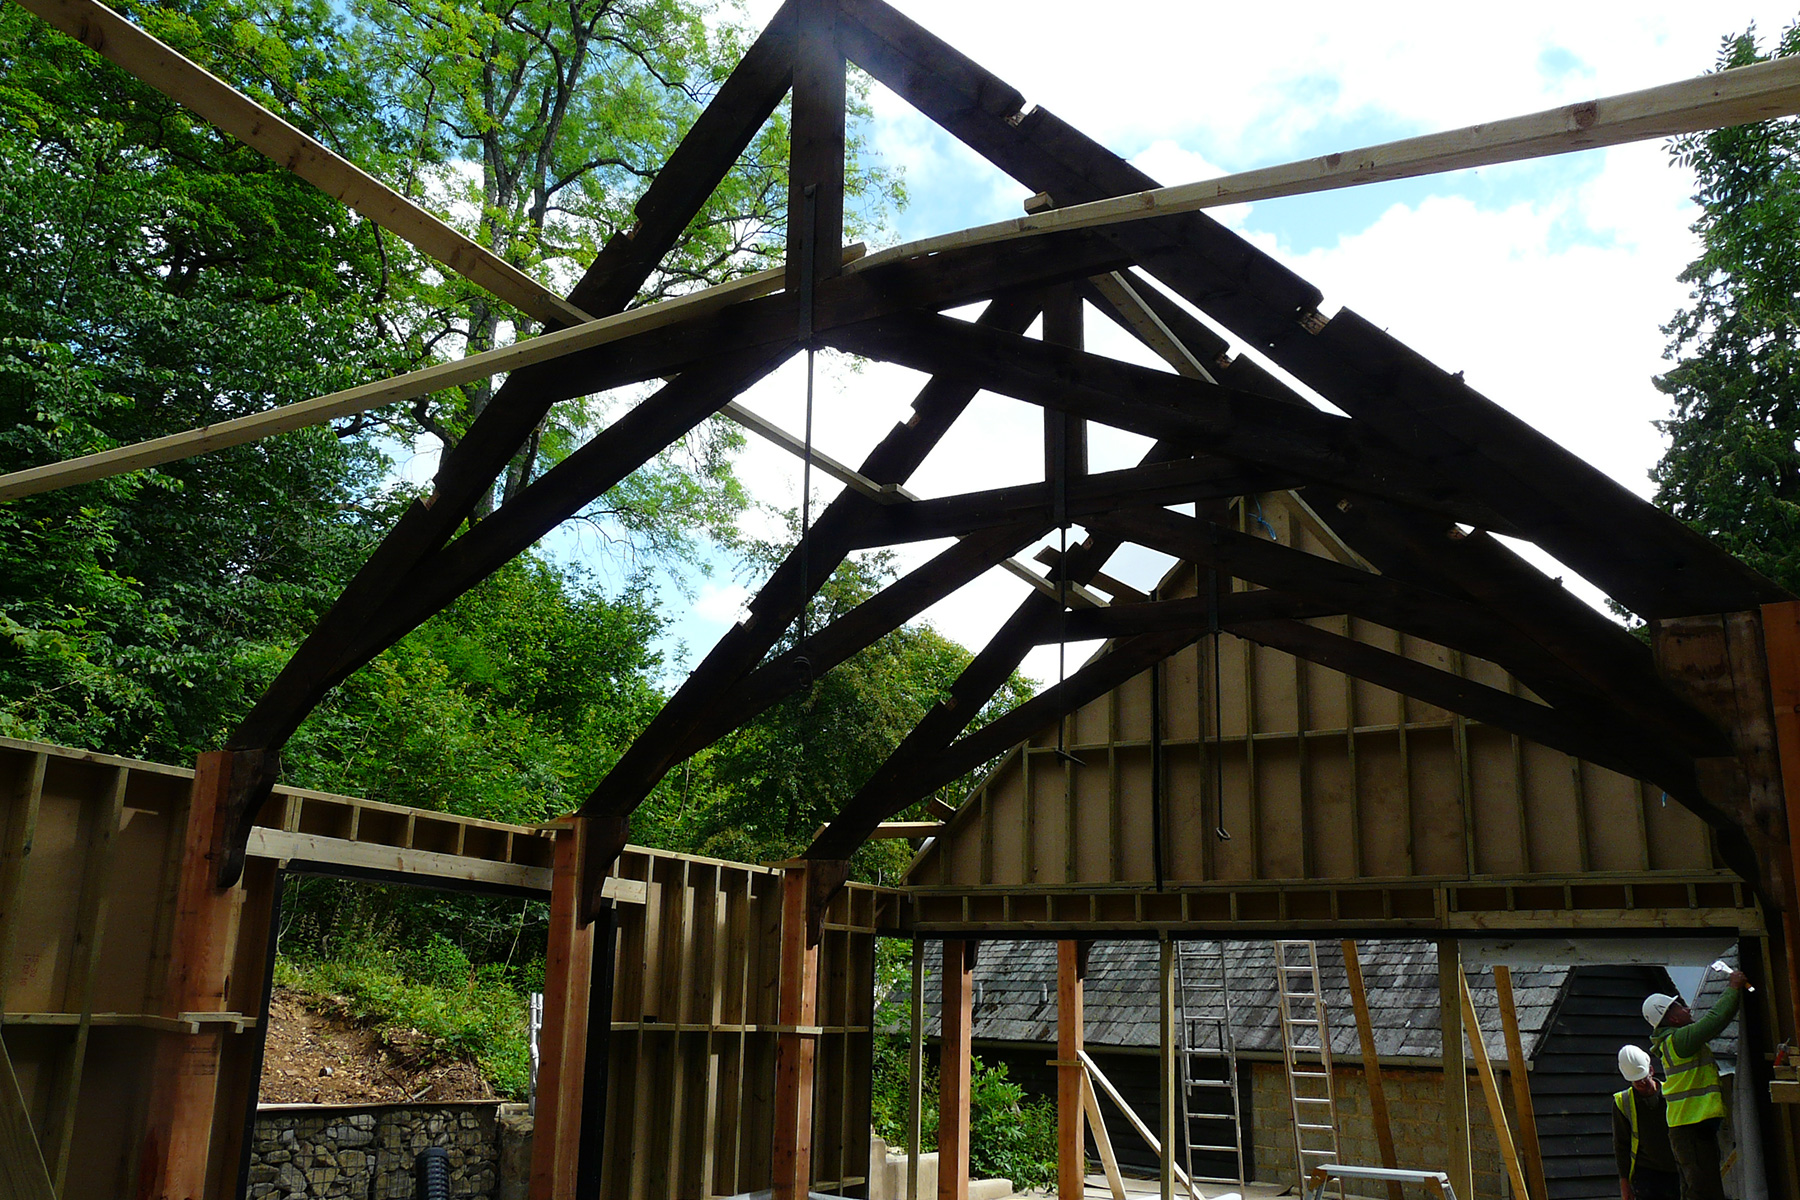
left=1058, top=940, right=1086, bottom=1200
left=1342, top=941, right=1402, bottom=1200
left=1160, top=938, right=1176, bottom=1200
left=531, top=818, right=595, bottom=1199
left=786, top=0, right=845, bottom=292
left=1438, top=937, right=1472, bottom=1200
left=1493, top=966, right=1547, bottom=1200
left=773, top=865, right=822, bottom=1200
left=1460, top=975, right=1530, bottom=1200
left=139, top=750, right=240, bottom=1200
left=939, top=940, right=975, bottom=1200
left=1761, top=600, right=1800, bottom=1039
left=908, top=939, right=925, bottom=1200
left=213, top=857, right=283, bottom=1200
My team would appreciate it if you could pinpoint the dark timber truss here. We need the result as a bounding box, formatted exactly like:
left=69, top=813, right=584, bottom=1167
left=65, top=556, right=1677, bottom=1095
left=195, top=0, right=1791, bottom=923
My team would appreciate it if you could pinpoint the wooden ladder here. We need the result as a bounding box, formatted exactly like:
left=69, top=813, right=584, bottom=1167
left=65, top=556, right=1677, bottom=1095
left=1274, top=940, right=1343, bottom=1190
left=1175, top=940, right=1247, bottom=1188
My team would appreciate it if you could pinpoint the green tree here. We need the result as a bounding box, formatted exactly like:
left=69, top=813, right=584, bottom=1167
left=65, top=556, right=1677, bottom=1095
left=1653, top=20, right=1800, bottom=591
left=0, top=0, right=402, bottom=757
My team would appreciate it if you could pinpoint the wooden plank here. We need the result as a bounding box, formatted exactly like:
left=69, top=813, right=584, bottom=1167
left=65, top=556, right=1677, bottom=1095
left=771, top=867, right=820, bottom=1200
left=1493, top=965, right=1548, bottom=1200
left=847, top=55, right=1800, bottom=271
left=0, top=268, right=803, bottom=502
left=1080, top=1072, right=1128, bottom=1200
left=1078, top=1049, right=1200, bottom=1199
left=1057, top=941, right=1085, bottom=1200
left=939, top=940, right=974, bottom=1200
left=0, top=1029, right=54, bottom=1200
left=246, top=826, right=570, bottom=895
left=529, top=820, right=594, bottom=1199
left=13, top=0, right=589, bottom=327
left=1439, top=938, right=1472, bottom=1200
left=42, top=765, right=125, bottom=1191
left=1342, top=940, right=1403, bottom=1200
left=1459, top=974, right=1530, bottom=1200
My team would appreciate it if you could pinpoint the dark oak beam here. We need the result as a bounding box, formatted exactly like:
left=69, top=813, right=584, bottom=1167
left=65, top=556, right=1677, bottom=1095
left=787, top=0, right=845, bottom=291
left=1312, top=490, right=1732, bottom=757
left=810, top=627, right=1199, bottom=857
left=839, top=0, right=1786, bottom=619
left=825, top=312, right=1520, bottom=533
left=1228, top=617, right=1700, bottom=804
left=674, top=519, right=1051, bottom=760
left=1039, top=590, right=1343, bottom=642
left=576, top=297, right=1047, bottom=886
left=1085, top=505, right=1723, bottom=757
left=849, top=456, right=1281, bottom=548
left=337, top=349, right=794, bottom=680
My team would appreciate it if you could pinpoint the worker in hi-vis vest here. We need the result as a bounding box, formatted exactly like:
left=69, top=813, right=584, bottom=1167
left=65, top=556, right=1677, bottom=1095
left=1613, top=1044, right=1680, bottom=1200
left=1642, top=969, right=1748, bottom=1200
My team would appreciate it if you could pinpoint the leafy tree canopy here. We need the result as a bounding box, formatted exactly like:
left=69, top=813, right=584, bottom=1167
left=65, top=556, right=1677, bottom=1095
left=1653, top=20, right=1800, bottom=591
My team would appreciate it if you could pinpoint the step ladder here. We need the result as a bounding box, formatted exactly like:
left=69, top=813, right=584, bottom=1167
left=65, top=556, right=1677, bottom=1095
left=1274, top=939, right=1342, bottom=1191
left=1174, top=940, right=1246, bottom=1188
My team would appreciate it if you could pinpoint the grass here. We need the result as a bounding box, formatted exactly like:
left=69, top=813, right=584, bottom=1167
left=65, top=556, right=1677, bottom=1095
left=274, top=946, right=533, bottom=1098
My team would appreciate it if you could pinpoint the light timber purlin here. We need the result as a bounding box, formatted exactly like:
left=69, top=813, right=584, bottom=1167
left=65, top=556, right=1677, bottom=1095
left=848, top=55, right=1800, bottom=269
left=14, top=0, right=588, bottom=327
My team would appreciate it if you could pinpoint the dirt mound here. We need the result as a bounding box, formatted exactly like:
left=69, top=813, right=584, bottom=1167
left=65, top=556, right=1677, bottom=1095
left=258, top=988, right=496, bottom=1105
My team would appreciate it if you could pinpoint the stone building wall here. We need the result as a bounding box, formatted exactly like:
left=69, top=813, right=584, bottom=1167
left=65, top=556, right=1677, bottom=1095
left=248, top=1102, right=508, bottom=1199
left=1249, top=1062, right=1520, bottom=1200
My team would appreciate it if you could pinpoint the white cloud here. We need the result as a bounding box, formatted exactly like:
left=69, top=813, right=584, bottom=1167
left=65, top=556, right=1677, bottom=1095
left=691, top=580, right=753, bottom=626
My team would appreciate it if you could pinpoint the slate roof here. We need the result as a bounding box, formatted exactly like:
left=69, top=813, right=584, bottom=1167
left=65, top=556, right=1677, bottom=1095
left=913, top=939, right=1571, bottom=1066
left=1679, top=955, right=1742, bottom=1070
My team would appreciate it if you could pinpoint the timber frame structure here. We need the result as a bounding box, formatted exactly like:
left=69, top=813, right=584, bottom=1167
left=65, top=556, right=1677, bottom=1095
left=13, top=0, right=1800, bottom=1195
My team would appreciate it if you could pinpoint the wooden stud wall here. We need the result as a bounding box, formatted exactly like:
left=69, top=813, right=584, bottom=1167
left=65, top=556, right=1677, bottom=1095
left=907, top=498, right=1736, bottom=923
left=0, top=738, right=899, bottom=1197
left=599, top=845, right=893, bottom=1198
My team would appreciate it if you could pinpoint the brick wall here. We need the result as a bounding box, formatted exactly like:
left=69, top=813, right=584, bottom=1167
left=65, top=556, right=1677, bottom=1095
left=1250, top=1062, right=1520, bottom=1200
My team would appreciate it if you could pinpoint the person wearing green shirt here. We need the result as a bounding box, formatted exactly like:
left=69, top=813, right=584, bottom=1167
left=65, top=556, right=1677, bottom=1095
left=1642, top=970, right=1748, bottom=1200
left=1613, top=1044, right=1680, bottom=1200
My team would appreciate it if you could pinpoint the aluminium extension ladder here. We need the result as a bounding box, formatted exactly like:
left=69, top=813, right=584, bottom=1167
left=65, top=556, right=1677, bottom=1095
left=1174, top=941, right=1247, bottom=1188
left=1274, top=940, right=1343, bottom=1189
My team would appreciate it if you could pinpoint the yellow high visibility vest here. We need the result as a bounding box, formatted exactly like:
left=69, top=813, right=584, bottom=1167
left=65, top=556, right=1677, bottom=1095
left=1652, top=1027, right=1725, bottom=1125
left=1614, top=1089, right=1640, bottom=1166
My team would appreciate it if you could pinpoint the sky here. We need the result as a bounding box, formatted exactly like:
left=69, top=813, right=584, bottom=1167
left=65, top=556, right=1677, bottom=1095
left=580, top=0, right=1800, bottom=687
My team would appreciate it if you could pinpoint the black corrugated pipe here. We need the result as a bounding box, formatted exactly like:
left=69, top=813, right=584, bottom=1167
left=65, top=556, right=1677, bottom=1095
left=415, top=1147, right=451, bottom=1200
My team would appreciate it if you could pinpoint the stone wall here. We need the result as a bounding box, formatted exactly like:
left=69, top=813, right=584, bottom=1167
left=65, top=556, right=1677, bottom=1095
left=249, top=1102, right=514, bottom=1199
left=1249, top=1062, right=1519, bottom=1200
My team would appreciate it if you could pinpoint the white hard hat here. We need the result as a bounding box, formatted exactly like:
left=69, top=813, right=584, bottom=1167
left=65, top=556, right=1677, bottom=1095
left=1643, top=993, right=1677, bottom=1028
left=1619, top=1045, right=1653, bottom=1082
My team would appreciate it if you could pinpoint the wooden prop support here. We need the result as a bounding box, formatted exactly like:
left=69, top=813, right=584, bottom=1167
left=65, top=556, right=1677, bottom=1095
left=1458, top=974, right=1530, bottom=1200
left=1492, top=966, right=1547, bottom=1200
left=1081, top=1071, right=1128, bottom=1200
left=1078, top=1048, right=1200, bottom=1200
left=1057, top=940, right=1086, bottom=1200
left=909, top=939, right=925, bottom=1200
left=15, top=0, right=588, bottom=328
left=940, top=940, right=975, bottom=1200
left=1438, top=938, right=1473, bottom=1200
left=1342, top=941, right=1403, bottom=1200
left=530, top=820, right=595, bottom=1199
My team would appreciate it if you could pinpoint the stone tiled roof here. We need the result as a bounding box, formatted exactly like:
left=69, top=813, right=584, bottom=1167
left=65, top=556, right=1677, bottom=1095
left=913, top=938, right=1570, bottom=1066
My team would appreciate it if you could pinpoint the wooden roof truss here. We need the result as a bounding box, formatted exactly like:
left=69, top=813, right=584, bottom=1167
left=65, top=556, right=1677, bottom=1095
left=12, top=0, right=1800, bottom=921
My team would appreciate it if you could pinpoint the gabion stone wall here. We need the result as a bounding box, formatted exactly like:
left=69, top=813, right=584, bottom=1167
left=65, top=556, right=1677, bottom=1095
left=248, top=1102, right=504, bottom=1199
